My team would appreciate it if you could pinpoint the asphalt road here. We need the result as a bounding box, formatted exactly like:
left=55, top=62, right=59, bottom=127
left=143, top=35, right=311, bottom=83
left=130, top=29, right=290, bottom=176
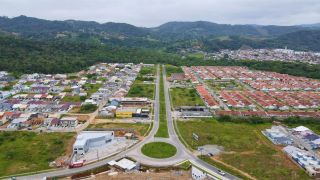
left=16, top=65, right=162, bottom=180
left=16, top=65, right=239, bottom=180
left=162, top=65, right=239, bottom=180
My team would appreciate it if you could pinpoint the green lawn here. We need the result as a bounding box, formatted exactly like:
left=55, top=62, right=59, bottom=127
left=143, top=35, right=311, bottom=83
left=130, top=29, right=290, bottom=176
left=23, top=81, right=34, bottom=86
left=141, top=142, right=177, bottom=159
left=165, top=65, right=183, bottom=77
left=87, top=123, right=150, bottom=136
left=170, top=87, right=204, bottom=107
left=127, top=65, right=155, bottom=99
left=155, top=66, right=168, bottom=138
left=83, top=83, right=102, bottom=95
left=79, top=104, right=98, bottom=113
left=178, top=160, right=192, bottom=170
left=206, top=80, right=243, bottom=91
left=61, top=95, right=85, bottom=102
left=177, top=119, right=309, bottom=180
left=0, top=132, right=74, bottom=177
left=140, top=66, right=156, bottom=75
left=136, top=66, right=156, bottom=82
left=127, top=83, right=154, bottom=99
left=188, top=53, right=205, bottom=59
left=1, top=81, right=17, bottom=91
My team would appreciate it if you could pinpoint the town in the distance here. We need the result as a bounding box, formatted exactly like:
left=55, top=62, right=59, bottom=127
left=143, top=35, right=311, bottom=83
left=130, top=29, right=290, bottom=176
left=1, top=61, right=320, bottom=180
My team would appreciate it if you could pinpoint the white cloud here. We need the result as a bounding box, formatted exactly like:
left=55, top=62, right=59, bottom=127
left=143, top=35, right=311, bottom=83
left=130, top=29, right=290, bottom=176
left=0, top=0, right=319, bottom=27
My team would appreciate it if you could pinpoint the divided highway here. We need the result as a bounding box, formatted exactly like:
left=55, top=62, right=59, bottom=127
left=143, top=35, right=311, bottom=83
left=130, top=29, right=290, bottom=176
left=161, top=65, right=239, bottom=180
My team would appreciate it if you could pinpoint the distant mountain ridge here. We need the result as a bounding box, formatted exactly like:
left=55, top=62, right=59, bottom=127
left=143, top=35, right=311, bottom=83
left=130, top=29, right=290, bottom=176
left=0, top=15, right=320, bottom=52
left=0, top=15, right=318, bottom=39
left=0, top=15, right=149, bottom=38
left=151, top=21, right=308, bottom=40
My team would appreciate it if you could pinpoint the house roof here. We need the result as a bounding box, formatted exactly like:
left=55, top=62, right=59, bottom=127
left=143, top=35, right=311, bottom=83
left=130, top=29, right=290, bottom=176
left=114, top=158, right=136, bottom=170
left=293, top=126, right=310, bottom=132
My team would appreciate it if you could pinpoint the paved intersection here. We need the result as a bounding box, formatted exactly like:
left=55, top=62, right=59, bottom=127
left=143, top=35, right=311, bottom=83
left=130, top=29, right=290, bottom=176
left=17, top=65, right=239, bottom=180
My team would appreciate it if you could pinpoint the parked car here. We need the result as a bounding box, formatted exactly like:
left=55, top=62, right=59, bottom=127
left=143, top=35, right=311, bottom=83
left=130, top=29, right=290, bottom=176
left=218, top=170, right=226, bottom=176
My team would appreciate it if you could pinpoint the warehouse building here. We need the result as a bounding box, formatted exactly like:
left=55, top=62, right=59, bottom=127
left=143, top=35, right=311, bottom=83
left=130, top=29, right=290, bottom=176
left=73, top=131, right=114, bottom=155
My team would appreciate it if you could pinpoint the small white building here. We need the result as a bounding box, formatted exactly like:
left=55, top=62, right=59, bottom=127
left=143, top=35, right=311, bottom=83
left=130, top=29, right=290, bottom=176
left=73, top=131, right=114, bottom=155
left=60, top=116, right=78, bottom=127
left=109, top=158, right=137, bottom=171
left=293, top=126, right=310, bottom=133
left=191, top=166, right=207, bottom=180
left=7, top=117, right=29, bottom=129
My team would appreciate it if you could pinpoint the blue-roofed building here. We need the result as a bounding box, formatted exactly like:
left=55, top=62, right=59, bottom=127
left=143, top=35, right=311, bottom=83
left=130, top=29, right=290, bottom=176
left=304, top=134, right=320, bottom=141
left=110, top=99, right=119, bottom=107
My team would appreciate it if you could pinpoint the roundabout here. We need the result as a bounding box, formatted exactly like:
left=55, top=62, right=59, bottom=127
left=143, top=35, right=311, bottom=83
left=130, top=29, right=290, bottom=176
left=141, top=142, right=177, bottom=159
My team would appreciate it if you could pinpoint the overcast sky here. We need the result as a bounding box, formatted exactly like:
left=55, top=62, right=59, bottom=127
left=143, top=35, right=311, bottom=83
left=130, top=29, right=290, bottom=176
left=1, top=0, right=320, bottom=27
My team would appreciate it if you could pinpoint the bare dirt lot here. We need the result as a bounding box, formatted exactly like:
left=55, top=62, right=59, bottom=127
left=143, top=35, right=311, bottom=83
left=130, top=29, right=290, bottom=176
left=93, top=170, right=192, bottom=180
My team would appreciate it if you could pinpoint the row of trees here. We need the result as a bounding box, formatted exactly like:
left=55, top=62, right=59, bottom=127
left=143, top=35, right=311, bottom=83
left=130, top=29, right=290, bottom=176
left=0, top=35, right=320, bottom=79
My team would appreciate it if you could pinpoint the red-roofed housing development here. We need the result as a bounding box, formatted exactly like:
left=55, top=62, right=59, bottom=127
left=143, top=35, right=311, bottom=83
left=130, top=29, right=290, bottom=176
left=187, top=66, right=320, bottom=118
left=219, top=91, right=255, bottom=109
left=196, top=85, right=219, bottom=109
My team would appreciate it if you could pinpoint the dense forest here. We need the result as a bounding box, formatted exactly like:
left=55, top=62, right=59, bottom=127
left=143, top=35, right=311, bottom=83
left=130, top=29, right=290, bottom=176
left=1, top=16, right=320, bottom=52
left=0, top=35, right=319, bottom=79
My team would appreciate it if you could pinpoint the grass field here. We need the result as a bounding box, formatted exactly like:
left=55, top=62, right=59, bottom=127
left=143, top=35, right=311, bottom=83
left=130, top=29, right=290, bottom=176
left=61, top=95, right=84, bottom=102
left=176, top=119, right=309, bottom=180
left=206, top=80, right=243, bottom=91
left=140, top=66, right=156, bottom=75
left=170, top=87, right=204, bottom=107
left=127, top=83, right=154, bottom=99
left=87, top=123, right=150, bottom=136
left=177, top=160, right=192, bottom=170
left=165, top=65, right=183, bottom=77
left=155, top=66, right=168, bottom=138
left=141, top=142, right=177, bottom=159
left=79, top=104, right=98, bottom=113
left=199, top=155, right=249, bottom=179
left=136, top=66, right=156, bottom=82
left=83, top=83, right=102, bottom=95
left=0, top=131, right=74, bottom=177
left=188, top=53, right=205, bottom=59
left=127, top=65, right=155, bottom=99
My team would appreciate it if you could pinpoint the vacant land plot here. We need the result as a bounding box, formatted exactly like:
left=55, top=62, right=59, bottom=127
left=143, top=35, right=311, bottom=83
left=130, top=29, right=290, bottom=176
left=0, top=131, right=74, bottom=177
left=61, top=95, right=84, bottom=102
left=177, top=119, right=309, bottom=180
left=141, top=142, right=177, bottom=159
left=87, top=123, right=150, bottom=136
left=135, top=66, right=156, bottom=82
left=170, top=88, right=204, bottom=107
left=165, top=65, right=183, bottom=77
left=83, top=83, right=102, bottom=95
left=127, top=66, right=155, bottom=99
left=127, top=83, right=154, bottom=99
left=140, top=66, right=156, bottom=76
left=206, top=80, right=243, bottom=91
left=79, top=104, right=98, bottom=113
left=94, top=170, right=191, bottom=180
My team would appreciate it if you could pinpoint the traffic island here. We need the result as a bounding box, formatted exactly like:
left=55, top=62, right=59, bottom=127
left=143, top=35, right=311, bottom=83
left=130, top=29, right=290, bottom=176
left=141, top=142, right=177, bottom=159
